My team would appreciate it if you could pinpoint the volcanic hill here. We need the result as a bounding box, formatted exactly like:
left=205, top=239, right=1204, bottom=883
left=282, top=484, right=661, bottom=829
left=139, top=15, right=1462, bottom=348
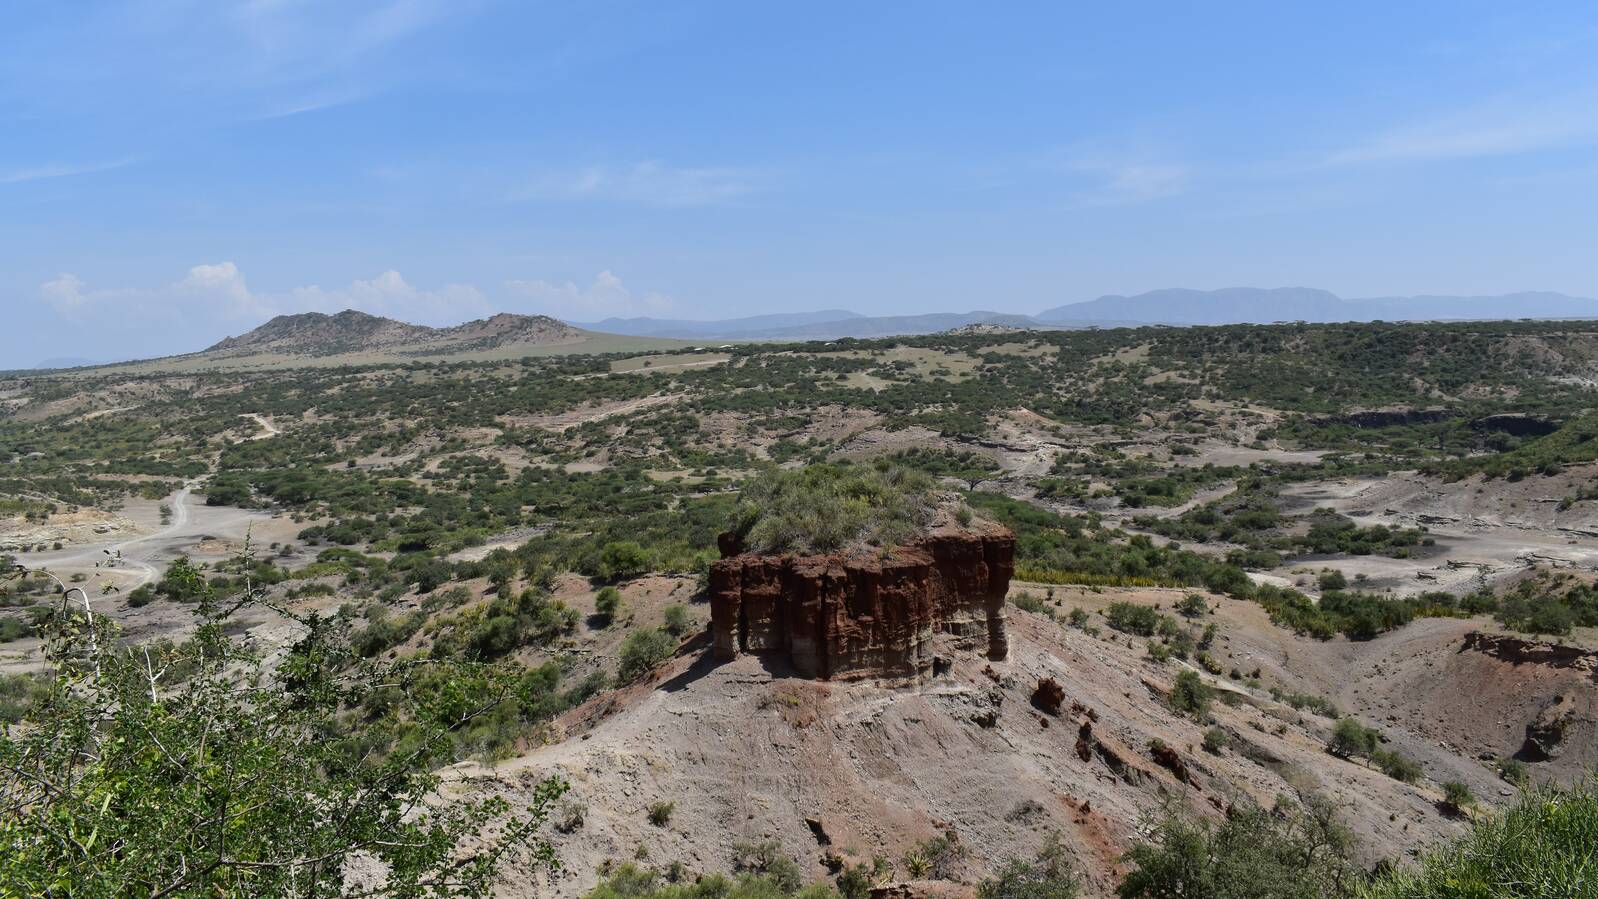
left=206, top=309, right=588, bottom=357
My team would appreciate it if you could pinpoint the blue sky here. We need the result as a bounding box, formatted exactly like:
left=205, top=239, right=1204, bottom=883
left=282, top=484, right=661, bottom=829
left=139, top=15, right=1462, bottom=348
left=4, top=1, right=1598, bottom=362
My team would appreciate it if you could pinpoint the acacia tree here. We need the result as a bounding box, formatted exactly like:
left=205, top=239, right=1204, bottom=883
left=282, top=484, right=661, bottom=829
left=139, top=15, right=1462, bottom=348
left=0, top=559, right=564, bottom=897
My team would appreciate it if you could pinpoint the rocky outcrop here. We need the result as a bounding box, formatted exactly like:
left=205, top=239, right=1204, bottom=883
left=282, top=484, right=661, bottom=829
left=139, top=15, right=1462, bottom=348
left=1460, top=631, right=1598, bottom=679
left=709, top=524, right=1014, bottom=681
left=1470, top=413, right=1561, bottom=437
left=1524, top=694, right=1583, bottom=760
left=1459, top=632, right=1596, bottom=762
left=1031, top=677, right=1066, bottom=716
left=1339, top=406, right=1453, bottom=428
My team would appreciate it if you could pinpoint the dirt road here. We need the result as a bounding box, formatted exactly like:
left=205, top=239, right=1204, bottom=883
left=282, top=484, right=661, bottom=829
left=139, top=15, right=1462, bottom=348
left=242, top=413, right=281, bottom=439
left=18, top=482, right=272, bottom=588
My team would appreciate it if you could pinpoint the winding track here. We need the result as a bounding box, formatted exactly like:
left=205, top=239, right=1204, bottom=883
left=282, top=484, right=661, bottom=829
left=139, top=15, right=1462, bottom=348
left=21, top=481, right=201, bottom=587
left=242, top=413, right=281, bottom=438
left=18, top=415, right=284, bottom=588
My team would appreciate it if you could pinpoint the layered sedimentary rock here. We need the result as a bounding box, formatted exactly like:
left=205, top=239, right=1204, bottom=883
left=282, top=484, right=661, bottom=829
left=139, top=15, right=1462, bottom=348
left=709, top=523, right=1014, bottom=681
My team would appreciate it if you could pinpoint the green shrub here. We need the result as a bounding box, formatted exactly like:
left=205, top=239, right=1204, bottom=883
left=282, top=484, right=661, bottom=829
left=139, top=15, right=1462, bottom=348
left=0, top=554, right=563, bottom=895
left=647, top=800, right=676, bottom=826
left=732, top=841, right=806, bottom=893
left=1106, top=602, right=1161, bottom=636
left=1270, top=688, right=1339, bottom=718
left=0, top=672, right=47, bottom=724
left=594, top=586, right=622, bottom=626
left=0, top=617, right=29, bottom=643
left=1118, top=796, right=1352, bottom=899
left=1440, top=781, right=1474, bottom=817
left=597, top=541, right=653, bottom=582
left=584, top=863, right=836, bottom=899
left=661, top=603, right=690, bottom=636
left=618, top=628, right=677, bottom=682
left=1372, top=749, right=1422, bottom=784
left=1495, top=593, right=1577, bottom=636
left=978, top=833, right=1079, bottom=899
left=1011, top=591, right=1052, bottom=616
left=732, top=463, right=937, bottom=554
left=1327, top=718, right=1422, bottom=783
left=1497, top=757, right=1530, bottom=787
left=902, top=832, right=965, bottom=881
left=432, top=588, right=578, bottom=660
left=1362, top=778, right=1598, bottom=898
left=1329, top=718, right=1381, bottom=759
left=1202, top=727, right=1229, bottom=754
left=1169, top=670, right=1213, bottom=719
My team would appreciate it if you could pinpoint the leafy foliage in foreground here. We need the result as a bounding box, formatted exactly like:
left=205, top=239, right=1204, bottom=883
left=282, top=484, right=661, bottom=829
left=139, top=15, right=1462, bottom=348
left=1118, top=795, right=1355, bottom=899
left=1362, top=777, right=1598, bottom=899
left=978, top=834, right=1080, bottom=899
left=0, top=560, right=562, bottom=898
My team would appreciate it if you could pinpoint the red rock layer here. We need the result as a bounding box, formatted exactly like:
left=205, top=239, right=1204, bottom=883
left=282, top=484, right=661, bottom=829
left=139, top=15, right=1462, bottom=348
left=709, top=527, right=1014, bottom=680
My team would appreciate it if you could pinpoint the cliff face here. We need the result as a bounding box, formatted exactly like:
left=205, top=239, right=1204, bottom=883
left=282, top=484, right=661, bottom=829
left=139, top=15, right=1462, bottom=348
left=709, top=525, right=1015, bottom=681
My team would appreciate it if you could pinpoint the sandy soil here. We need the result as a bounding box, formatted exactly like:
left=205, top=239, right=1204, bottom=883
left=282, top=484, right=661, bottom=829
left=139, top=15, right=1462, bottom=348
left=2, top=484, right=300, bottom=673
left=1277, top=472, right=1598, bottom=595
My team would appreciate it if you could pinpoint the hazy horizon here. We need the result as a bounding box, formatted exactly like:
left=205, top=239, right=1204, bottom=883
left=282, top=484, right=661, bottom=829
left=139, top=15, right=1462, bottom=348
left=6, top=2, right=1598, bottom=361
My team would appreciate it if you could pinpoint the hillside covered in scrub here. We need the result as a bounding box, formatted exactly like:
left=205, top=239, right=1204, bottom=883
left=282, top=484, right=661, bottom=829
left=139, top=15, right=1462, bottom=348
left=4, top=318, right=1598, bottom=896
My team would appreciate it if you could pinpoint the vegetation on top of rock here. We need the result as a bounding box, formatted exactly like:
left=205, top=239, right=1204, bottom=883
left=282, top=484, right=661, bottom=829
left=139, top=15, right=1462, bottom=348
left=731, top=463, right=940, bottom=555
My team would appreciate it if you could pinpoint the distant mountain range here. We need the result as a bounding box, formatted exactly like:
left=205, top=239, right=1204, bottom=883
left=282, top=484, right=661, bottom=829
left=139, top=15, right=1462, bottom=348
left=578, top=310, right=1044, bottom=341
left=1036, top=288, right=1598, bottom=326
left=33, top=288, right=1598, bottom=371
left=575, top=309, right=866, bottom=339
left=582, top=288, right=1598, bottom=339
left=33, top=357, right=104, bottom=370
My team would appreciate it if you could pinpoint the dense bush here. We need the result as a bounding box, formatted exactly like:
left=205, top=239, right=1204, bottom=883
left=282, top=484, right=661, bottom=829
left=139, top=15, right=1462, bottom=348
left=594, top=586, right=623, bottom=626
left=732, top=463, right=937, bottom=554
left=1362, top=777, right=1598, bottom=898
left=1327, top=718, right=1423, bottom=784
left=618, top=628, right=678, bottom=682
left=1169, top=670, right=1213, bottom=719
left=978, top=834, right=1079, bottom=899
left=1118, top=795, right=1354, bottom=899
left=431, top=588, right=578, bottom=660
left=584, top=864, right=839, bottom=899
left=0, top=560, right=563, bottom=896
left=1106, top=602, right=1162, bottom=636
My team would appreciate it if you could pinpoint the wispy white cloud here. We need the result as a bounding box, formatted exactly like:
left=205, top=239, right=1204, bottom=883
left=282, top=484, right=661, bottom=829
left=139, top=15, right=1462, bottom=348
left=249, top=88, right=371, bottom=120
left=504, top=270, right=673, bottom=319
left=1078, top=160, right=1190, bottom=205
left=40, top=262, right=490, bottom=330
left=38, top=263, right=671, bottom=336
left=1046, top=147, right=1191, bottom=206
left=517, top=161, right=763, bottom=207
left=287, top=270, right=491, bottom=323
left=0, top=159, right=133, bottom=185
left=1325, top=92, right=1598, bottom=166
left=231, top=0, right=457, bottom=68
left=43, top=262, right=269, bottom=321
